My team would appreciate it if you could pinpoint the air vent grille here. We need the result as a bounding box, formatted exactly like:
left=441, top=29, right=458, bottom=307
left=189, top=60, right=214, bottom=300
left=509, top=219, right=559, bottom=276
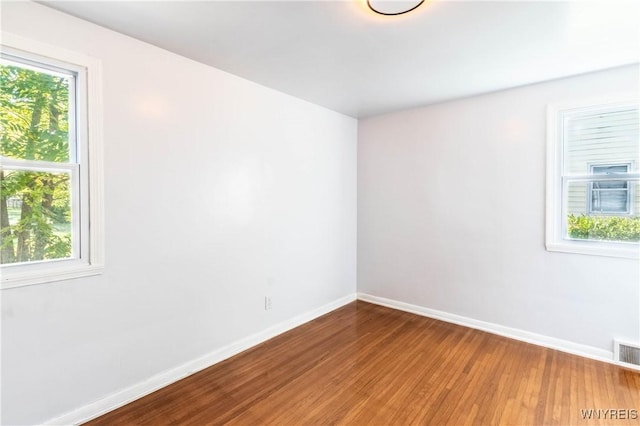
left=615, top=340, right=640, bottom=368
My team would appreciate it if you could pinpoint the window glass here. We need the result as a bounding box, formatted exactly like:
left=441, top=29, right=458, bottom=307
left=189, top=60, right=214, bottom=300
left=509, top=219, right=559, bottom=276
left=1, top=57, right=76, bottom=265
left=589, top=165, right=629, bottom=214
left=0, top=60, right=72, bottom=162
left=558, top=104, right=639, bottom=246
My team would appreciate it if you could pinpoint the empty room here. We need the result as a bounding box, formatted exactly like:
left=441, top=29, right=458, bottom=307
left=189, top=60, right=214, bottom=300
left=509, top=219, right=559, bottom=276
left=1, top=0, right=639, bottom=424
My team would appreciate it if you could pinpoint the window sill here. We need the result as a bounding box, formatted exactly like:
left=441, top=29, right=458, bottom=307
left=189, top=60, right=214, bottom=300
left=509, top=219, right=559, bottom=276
left=1, top=263, right=104, bottom=289
left=546, top=241, right=639, bottom=259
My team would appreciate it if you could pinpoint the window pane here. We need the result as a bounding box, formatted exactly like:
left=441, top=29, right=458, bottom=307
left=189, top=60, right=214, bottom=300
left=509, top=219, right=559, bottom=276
left=567, top=180, right=589, bottom=217
left=566, top=180, right=639, bottom=242
left=592, top=180, right=627, bottom=189
left=591, top=189, right=628, bottom=212
left=564, top=109, right=638, bottom=175
left=0, top=170, right=72, bottom=264
left=0, top=61, right=71, bottom=162
left=592, top=165, right=629, bottom=175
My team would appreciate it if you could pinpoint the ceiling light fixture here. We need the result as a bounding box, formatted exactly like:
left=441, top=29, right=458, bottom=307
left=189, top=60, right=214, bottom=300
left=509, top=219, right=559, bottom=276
left=367, top=0, right=425, bottom=16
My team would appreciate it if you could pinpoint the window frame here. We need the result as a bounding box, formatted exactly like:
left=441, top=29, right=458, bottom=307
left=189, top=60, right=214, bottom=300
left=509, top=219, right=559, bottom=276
left=546, top=97, right=640, bottom=259
left=1, top=33, right=104, bottom=289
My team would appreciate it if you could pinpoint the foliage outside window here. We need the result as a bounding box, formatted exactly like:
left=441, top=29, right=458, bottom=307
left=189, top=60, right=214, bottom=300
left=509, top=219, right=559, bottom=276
left=567, top=215, right=640, bottom=241
left=547, top=100, right=640, bottom=258
left=1, top=58, right=75, bottom=264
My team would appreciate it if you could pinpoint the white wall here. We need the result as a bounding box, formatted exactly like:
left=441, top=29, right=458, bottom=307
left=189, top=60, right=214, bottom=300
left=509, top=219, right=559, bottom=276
left=0, top=2, right=357, bottom=424
left=359, top=65, right=639, bottom=353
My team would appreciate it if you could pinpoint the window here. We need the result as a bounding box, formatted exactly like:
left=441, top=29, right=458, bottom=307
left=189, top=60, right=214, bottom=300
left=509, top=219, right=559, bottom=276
left=1, top=34, right=103, bottom=288
left=588, top=164, right=631, bottom=214
left=546, top=99, right=640, bottom=258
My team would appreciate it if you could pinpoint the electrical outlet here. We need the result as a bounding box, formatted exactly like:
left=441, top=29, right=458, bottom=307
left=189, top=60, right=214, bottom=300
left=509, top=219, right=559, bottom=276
left=264, top=296, right=272, bottom=311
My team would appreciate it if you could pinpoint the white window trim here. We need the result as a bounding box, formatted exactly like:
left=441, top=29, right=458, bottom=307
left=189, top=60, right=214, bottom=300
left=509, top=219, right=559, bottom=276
left=1, top=32, right=104, bottom=289
left=546, top=97, right=640, bottom=259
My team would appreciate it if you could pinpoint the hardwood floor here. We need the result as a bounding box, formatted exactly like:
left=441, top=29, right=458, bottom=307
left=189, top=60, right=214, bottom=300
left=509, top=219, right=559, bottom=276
left=87, top=301, right=640, bottom=425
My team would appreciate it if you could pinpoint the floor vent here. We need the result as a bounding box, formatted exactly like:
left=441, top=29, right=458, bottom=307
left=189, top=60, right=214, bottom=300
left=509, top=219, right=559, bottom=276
left=614, top=340, right=640, bottom=369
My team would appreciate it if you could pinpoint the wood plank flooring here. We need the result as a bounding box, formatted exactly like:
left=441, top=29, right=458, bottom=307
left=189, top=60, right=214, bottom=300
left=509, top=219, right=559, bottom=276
left=87, top=301, right=640, bottom=425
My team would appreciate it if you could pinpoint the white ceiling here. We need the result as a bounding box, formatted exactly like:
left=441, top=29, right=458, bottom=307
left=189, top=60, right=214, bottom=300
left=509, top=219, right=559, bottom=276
left=41, top=0, right=640, bottom=118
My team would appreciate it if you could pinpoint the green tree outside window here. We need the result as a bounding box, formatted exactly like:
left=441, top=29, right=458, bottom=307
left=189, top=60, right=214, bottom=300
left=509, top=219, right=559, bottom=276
left=1, top=61, right=73, bottom=264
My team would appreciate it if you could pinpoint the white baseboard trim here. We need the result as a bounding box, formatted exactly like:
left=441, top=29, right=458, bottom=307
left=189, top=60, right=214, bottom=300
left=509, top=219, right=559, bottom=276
left=45, top=293, right=357, bottom=426
left=357, top=293, right=615, bottom=365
